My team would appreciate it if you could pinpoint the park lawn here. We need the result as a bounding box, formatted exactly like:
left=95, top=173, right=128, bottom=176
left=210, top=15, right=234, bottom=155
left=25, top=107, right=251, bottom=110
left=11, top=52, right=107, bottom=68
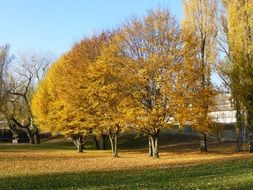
left=0, top=140, right=253, bottom=190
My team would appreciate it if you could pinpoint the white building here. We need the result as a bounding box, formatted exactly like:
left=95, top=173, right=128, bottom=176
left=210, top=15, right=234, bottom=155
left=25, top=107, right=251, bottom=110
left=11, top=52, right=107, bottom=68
left=209, top=93, right=246, bottom=141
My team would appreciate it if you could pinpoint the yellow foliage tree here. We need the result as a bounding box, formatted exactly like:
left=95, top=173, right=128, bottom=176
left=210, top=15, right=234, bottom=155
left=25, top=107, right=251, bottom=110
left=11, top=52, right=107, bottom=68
left=33, top=6, right=221, bottom=156
left=99, top=8, right=183, bottom=158
left=32, top=34, right=109, bottom=152
left=182, top=0, right=218, bottom=151
left=221, top=0, right=253, bottom=152
left=85, top=51, right=127, bottom=157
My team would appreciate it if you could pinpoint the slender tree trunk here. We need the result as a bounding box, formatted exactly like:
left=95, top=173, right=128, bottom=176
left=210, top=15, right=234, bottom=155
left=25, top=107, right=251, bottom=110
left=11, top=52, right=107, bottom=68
left=77, top=136, right=84, bottom=153
left=236, top=136, right=243, bottom=152
left=33, top=132, right=40, bottom=144
left=8, top=122, right=19, bottom=143
left=109, top=136, right=117, bottom=157
left=30, top=118, right=40, bottom=144
left=148, top=128, right=160, bottom=158
left=235, top=105, right=243, bottom=151
left=71, top=135, right=84, bottom=153
left=248, top=133, right=253, bottom=153
left=25, top=128, right=35, bottom=144
left=109, top=125, right=120, bottom=158
left=92, top=135, right=100, bottom=150
left=235, top=128, right=243, bottom=152
left=152, top=135, right=159, bottom=158
left=100, top=134, right=107, bottom=150
left=109, top=134, right=119, bottom=158
left=148, top=136, right=153, bottom=157
left=109, top=136, right=114, bottom=155
left=114, top=133, right=118, bottom=157
left=200, top=132, right=207, bottom=152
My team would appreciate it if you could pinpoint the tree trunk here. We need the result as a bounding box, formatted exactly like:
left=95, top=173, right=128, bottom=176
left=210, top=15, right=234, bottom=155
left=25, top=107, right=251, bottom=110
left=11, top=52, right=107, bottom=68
left=235, top=127, right=243, bottom=152
left=109, top=136, right=114, bottom=155
left=248, top=133, right=253, bottom=153
left=114, top=133, right=118, bottom=157
left=77, top=136, right=84, bottom=153
left=148, top=136, right=153, bottom=157
left=10, top=116, right=35, bottom=144
left=153, top=135, right=159, bottom=158
left=108, top=125, right=120, bottom=157
left=148, top=133, right=159, bottom=158
left=33, top=132, right=40, bottom=144
left=71, top=135, right=84, bottom=153
left=100, top=134, right=107, bottom=150
left=150, top=135, right=159, bottom=158
left=31, top=124, right=40, bottom=144
left=29, top=118, right=40, bottom=144
left=8, top=122, right=19, bottom=144
left=236, top=136, right=243, bottom=152
left=200, top=132, right=207, bottom=152
left=92, top=135, right=100, bottom=150
left=25, top=128, right=35, bottom=144
left=109, top=134, right=119, bottom=158
left=235, top=106, right=244, bottom=151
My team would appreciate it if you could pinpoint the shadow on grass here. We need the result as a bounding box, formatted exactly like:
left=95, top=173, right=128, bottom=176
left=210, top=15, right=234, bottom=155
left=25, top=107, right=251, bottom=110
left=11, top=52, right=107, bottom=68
left=119, top=134, right=199, bottom=150
left=0, top=134, right=199, bottom=153
left=1, top=159, right=253, bottom=190
left=0, top=134, right=245, bottom=158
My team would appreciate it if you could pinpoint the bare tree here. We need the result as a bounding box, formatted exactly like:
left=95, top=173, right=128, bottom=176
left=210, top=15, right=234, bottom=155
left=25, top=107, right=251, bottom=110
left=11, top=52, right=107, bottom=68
left=2, top=51, right=54, bottom=144
left=0, top=45, right=21, bottom=140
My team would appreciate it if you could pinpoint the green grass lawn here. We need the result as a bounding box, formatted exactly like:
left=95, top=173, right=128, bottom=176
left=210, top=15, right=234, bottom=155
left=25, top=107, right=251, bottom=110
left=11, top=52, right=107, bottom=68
left=0, top=158, right=252, bottom=190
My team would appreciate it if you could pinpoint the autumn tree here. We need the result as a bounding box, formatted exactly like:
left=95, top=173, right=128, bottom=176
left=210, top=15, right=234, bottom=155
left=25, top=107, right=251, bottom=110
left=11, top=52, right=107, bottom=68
left=102, top=8, right=182, bottom=158
left=86, top=50, right=127, bottom=157
left=32, top=33, right=111, bottom=152
left=216, top=0, right=244, bottom=151
left=182, top=0, right=218, bottom=151
left=217, top=0, right=253, bottom=152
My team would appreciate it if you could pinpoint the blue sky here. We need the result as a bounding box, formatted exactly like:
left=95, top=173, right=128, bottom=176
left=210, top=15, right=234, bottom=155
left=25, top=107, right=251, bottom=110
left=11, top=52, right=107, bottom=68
left=0, top=0, right=183, bottom=56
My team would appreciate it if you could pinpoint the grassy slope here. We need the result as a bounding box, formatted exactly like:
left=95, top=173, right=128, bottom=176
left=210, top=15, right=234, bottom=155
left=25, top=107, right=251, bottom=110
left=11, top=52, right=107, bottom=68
left=0, top=135, right=253, bottom=190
